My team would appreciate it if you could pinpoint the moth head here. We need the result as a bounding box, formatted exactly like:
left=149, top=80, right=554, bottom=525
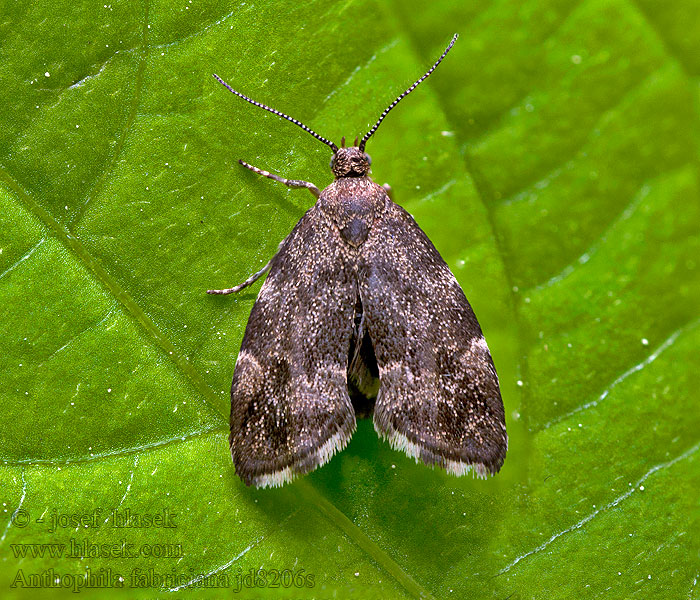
left=330, top=144, right=372, bottom=178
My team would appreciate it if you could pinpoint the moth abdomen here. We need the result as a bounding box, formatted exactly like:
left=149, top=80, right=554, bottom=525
left=348, top=298, right=380, bottom=417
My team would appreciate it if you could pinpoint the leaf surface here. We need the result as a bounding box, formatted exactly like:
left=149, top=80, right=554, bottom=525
left=1, top=0, right=699, bottom=598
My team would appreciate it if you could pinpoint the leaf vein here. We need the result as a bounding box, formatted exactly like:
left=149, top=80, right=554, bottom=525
left=530, top=171, right=656, bottom=291
left=67, top=48, right=138, bottom=91
left=167, top=509, right=300, bottom=592
left=464, top=0, right=585, bottom=146
left=322, top=37, right=400, bottom=104
left=115, top=455, right=139, bottom=511
left=38, top=309, right=118, bottom=367
left=299, top=482, right=436, bottom=600
left=151, top=9, right=238, bottom=51
left=0, top=425, right=224, bottom=466
left=68, top=0, right=151, bottom=229
left=498, top=440, right=700, bottom=575
left=541, top=317, right=700, bottom=430
left=497, top=65, right=666, bottom=208
left=0, top=166, right=229, bottom=421
left=627, top=0, right=698, bottom=78
left=0, top=237, right=46, bottom=281
left=0, top=469, right=27, bottom=546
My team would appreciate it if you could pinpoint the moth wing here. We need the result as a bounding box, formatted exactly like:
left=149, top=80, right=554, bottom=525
left=359, top=199, right=507, bottom=477
left=230, top=204, right=357, bottom=487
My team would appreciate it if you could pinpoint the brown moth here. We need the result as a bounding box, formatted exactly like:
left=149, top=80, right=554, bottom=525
left=208, top=34, right=507, bottom=488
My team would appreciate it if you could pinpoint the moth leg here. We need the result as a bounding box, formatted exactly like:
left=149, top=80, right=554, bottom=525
left=207, top=257, right=273, bottom=295
left=239, top=159, right=320, bottom=198
left=382, top=183, right=393, bottom=200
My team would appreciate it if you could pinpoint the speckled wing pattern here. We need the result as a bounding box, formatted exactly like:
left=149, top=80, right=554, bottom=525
left=230, top=204, right=357, bottom=488
left=358, top=200, right=508, bottom=478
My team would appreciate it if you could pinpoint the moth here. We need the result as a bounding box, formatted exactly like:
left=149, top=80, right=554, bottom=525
left=209, top=34, right=507, bottom=488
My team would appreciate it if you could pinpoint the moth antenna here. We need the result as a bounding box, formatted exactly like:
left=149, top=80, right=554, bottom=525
left=341, top=136, right=346, bottom=147
left=353, top=136, right=358, bottom=146
left=213, top=74, right=339, bottom=153
left=359, top=33, right=458, bottom=152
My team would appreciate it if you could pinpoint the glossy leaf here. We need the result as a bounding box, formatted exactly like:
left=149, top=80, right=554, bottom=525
left=1, top=1, right=699, bottom=598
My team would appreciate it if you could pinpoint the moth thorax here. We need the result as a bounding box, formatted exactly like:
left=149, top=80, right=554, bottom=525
left=330, top=147, right=372, bottom=178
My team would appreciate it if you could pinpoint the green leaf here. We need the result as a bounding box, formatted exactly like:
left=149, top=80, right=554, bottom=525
left=1, top=0, right=699, bottom=598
